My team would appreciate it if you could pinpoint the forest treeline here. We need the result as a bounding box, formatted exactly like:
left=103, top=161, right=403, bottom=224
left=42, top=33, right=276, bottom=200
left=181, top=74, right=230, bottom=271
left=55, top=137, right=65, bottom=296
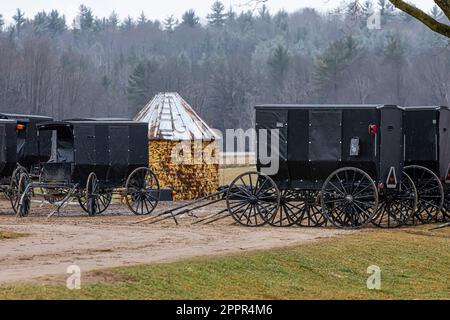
left=0, top=1, right=448, bottom=131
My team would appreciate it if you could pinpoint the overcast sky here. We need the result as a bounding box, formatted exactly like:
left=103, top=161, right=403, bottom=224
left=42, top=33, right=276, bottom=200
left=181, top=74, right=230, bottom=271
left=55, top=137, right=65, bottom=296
left=0, top=0, right=436, bottom=24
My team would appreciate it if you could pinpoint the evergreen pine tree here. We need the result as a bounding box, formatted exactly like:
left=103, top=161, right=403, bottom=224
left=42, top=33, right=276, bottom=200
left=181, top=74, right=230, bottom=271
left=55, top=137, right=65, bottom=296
left=13, top=9, right=26, bottom=36
left=127, top=60, right=159, bottom=113
left=207, top=1, right=227, bottom=26
left=79, top=5, right=94, bottom=31
left=164, top=15, right=178, bottom=32
left=314, top=36, right=360, bottom=101
left=138, top=12, right=147, bottom=26
left=181, top=9, right=200, bottom=27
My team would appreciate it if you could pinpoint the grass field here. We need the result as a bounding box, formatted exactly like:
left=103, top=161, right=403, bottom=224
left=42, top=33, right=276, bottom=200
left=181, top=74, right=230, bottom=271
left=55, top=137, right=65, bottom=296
left=1, top=226, right=448, bottom=300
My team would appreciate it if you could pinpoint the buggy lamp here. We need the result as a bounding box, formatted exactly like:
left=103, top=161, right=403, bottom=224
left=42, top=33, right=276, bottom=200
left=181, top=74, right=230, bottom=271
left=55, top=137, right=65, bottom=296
left=368, top=124, right=377, bottom=135
left=16, top=124, right=26, bottom=131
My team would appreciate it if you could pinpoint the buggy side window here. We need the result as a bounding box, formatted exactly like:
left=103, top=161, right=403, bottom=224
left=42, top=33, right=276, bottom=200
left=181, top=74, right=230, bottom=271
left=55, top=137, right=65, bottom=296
left=48, top=127, right=74, bottom=163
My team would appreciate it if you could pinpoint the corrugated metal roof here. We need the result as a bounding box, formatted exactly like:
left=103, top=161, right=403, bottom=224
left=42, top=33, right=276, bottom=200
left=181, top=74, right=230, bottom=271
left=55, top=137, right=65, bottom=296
left=134, top=92, right=219, bottom=141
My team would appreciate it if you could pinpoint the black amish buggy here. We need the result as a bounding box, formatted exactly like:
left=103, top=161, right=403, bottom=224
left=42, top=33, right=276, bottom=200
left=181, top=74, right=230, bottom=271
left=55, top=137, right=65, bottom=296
left=402, top=106, right=450, bottom=223
left=16, top=119, right=160, bottom=217
left=0, top=114, right=53, bottom=212
left=225, top=104, right=418, bottom=229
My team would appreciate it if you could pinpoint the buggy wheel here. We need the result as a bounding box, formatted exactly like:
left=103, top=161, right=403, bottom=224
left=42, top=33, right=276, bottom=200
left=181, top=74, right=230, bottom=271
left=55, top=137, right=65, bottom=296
left=321, top=167, right=378, bottom=229
left=9, top=165, right=28, bottom=213
left=372, top=173, right=418, bottom=228
left=78, top=190, right=112, bottom=215
left=17, top=173, right=31, bottom=217
left=226, top=172, right=280, bottom=227
left=86, top=173, right=100, bottom=216
left=296, top=191, right=328, bottom=227
left=404, top=165, right=444, bottom=224
left=125, top=167, right=160, bottom=215
left=268, top=190, right=303, bottom=227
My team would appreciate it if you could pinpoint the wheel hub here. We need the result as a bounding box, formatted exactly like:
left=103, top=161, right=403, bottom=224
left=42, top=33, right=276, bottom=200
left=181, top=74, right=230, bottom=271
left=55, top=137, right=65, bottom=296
left=249, top=195, right=258, bottom=204
left=345, top=194, right=354, bottom=203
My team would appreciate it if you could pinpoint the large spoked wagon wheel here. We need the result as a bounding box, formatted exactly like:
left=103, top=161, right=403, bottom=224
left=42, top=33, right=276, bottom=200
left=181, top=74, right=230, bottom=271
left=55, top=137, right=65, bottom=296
left=226, top=172, right=280, bottom=227
left=39, top=169, right=68, bottom=204
left=372, top=173, right=417, bottom=228
left=269, top=189, right=304, bottom=227
left=296, top=191, right=328, bottom=227
left=85, top=172, right=101, bottom=216
left=9, top=165, right=28, bottom=213
left=78, top=189, right=112, bottom=215
left=321, top=167, right=378, bottom=229
left=125, top=167, right=160, bottom=216
left=17, top=173, right=31, bottom=217
left=404, top=165, right=444, bottom=224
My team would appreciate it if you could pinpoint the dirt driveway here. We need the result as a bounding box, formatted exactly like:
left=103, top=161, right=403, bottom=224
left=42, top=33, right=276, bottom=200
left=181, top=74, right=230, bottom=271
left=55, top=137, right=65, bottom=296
left=0, top=202, right=352, bottom=284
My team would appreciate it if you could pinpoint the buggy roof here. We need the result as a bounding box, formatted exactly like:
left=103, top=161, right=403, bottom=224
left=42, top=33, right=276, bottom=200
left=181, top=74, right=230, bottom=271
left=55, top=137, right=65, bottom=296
left=37, top=120, right=144, bottom=131
left=64, top=117, right=131, bottom=121
left=400, top=106, right=450, bottom=111
left=0, top=113, right=52, bottom=122
left=255, top=104, right=400, bottom=110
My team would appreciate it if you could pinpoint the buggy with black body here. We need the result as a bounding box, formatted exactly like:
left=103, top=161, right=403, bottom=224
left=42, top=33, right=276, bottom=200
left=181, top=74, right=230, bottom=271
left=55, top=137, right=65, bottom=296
left=402, top=106, right=450, bottom=223
left=0, top=114, right=53, bottom=212
left=225, top=105, right=418, bottom=229
left=17, top=119, right=160, bottom=217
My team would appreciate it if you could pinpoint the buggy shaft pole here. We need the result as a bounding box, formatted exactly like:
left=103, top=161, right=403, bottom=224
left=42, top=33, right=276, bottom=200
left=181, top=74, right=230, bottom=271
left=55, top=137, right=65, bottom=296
left=133, top=189, right=227, bottom=224
left=430, top=222, right=450, bottom=230
left=191, top=208, right=228, bottom=225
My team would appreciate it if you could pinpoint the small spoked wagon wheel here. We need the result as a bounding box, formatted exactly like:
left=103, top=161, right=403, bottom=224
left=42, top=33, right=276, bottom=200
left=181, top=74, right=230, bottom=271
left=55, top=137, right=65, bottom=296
left=78, top=189, right=112, bottom=215
left=85, top=172, right=101, bottom=216
left=321, top=167, right=378, bottom=229
left=269, top=189, right=304, bottom=227
left=296, top=191, right=328, bottom=227
left=404, top=165, right=444, bottom=224
left=17, top=173, right=31, bottom=217
left=125, top=167, right=160, bottom=215
left=9, top=165, right=28, bottom=213
left=226, top=171, right=280, bottom=227
left=372, top=173, right=417, bottom=228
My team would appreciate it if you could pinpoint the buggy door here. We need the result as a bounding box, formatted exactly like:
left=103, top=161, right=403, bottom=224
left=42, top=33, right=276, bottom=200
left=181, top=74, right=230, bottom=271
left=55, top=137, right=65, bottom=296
left=0, top=123, right=6, bottom=173
left=439, top=109, right=450, bottom=180
left=380, top=107, right=403, bottom=185
left=74, top=125, right=95, bottom=164
left=256, top=109, right=289, bottom=184
left=108, top=125, right=130, bottom=182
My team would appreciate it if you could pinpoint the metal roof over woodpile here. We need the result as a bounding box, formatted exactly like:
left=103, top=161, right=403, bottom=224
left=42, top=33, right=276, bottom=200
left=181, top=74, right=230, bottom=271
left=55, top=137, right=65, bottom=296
left=134, top=92, right=218, bottom=141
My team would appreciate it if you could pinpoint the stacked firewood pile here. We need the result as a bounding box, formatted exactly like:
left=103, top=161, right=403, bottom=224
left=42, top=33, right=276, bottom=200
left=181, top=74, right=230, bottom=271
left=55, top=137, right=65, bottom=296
left=149, top=140, right=219, bottom=200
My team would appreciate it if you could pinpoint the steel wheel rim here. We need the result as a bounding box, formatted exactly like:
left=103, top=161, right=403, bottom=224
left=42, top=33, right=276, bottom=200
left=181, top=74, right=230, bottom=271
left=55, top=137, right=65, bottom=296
left=9, top=166, right=27, bottom=213
left=295, top=191, right=327, bottom=227
left=226, top=172, right=280, bottom=227
left=269, top=190, right=304, bottom=227
left=321, top=167, right=378, bottom=229
left=17, top=173, right=31, bottom=217
left=372, top=172, right=417, bottom=228
left=404, top=165, right=444, bottom=224
left=78, top=190, right=112, bottom=214
left=125, top=168, right=160, bottom=215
